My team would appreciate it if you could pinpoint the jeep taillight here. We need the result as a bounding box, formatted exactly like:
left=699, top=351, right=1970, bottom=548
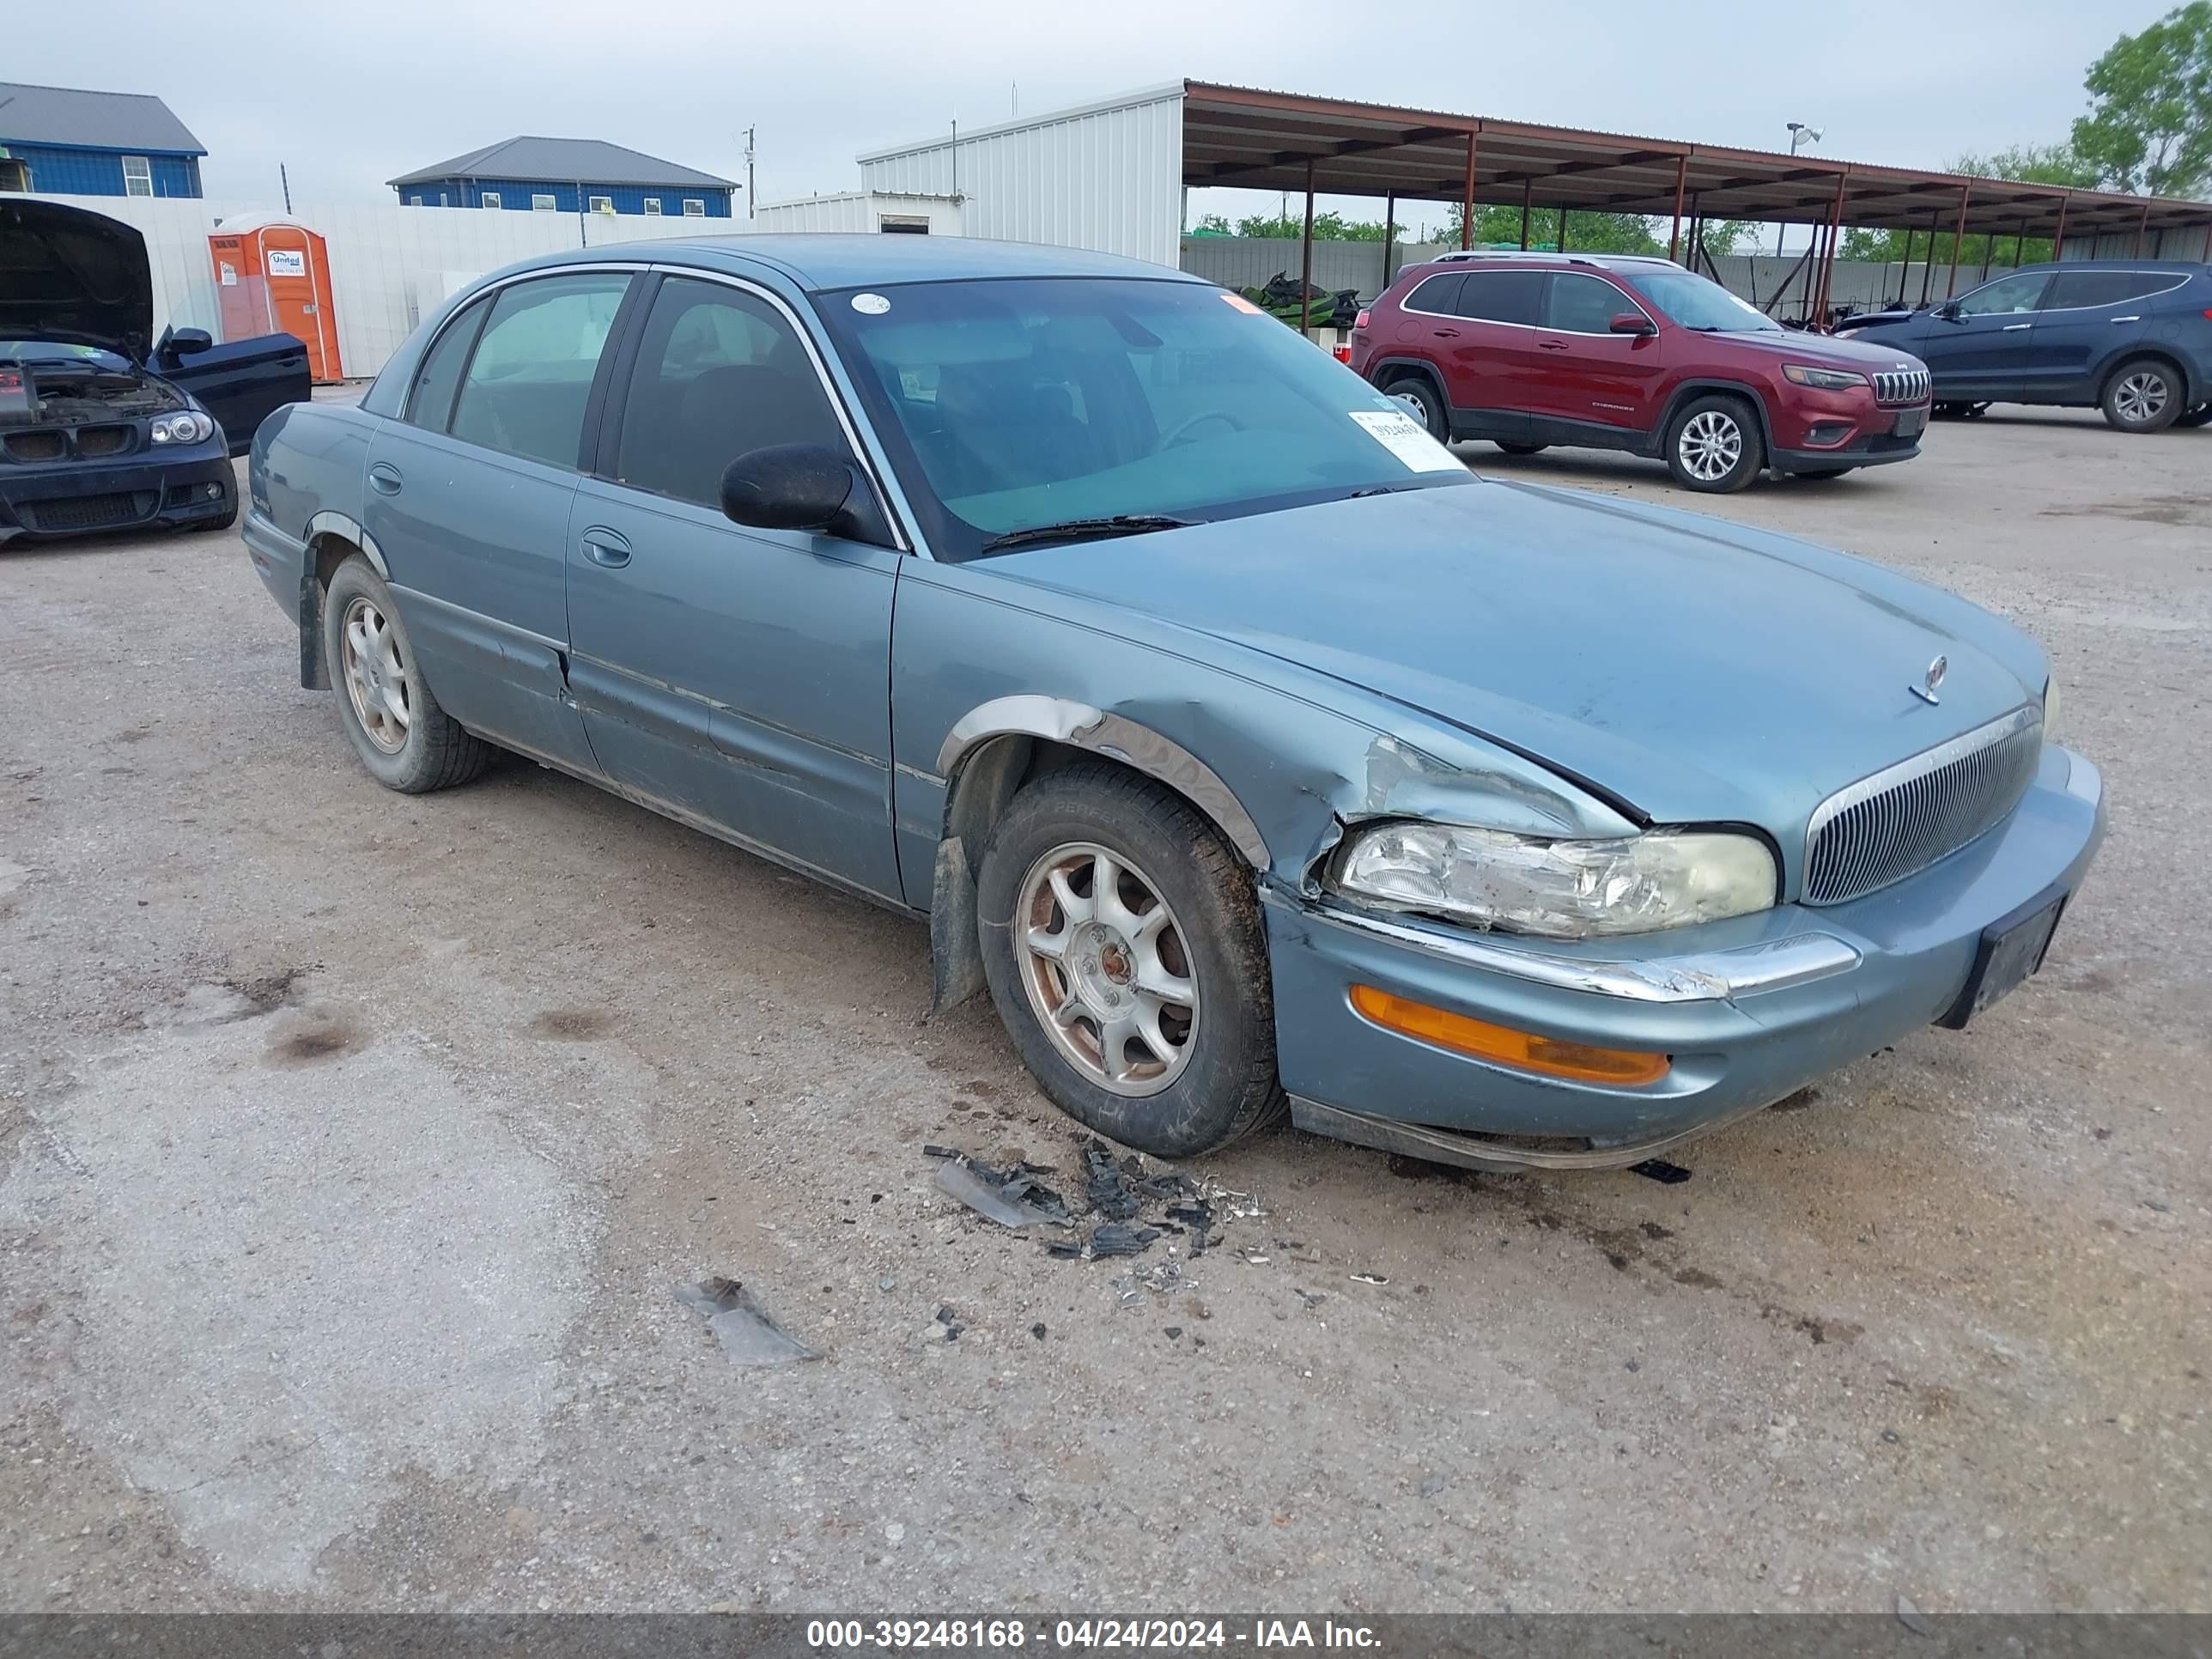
left=1353, top=309, right=1370, bottom=331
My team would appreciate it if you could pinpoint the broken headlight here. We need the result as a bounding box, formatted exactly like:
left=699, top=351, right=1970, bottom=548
left=1334, top=823, right=1777, bottom=940
left=150, top=410, right=215, bottom=445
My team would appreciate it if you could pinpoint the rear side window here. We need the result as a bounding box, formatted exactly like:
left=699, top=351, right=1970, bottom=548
left=448, top=272, right=632, bottom=470
left=613, top=277, right=850, bottom=509
left=1544, top=272, right=1635, bottom=334
left=404, top=295, right=489, bottom=431
left=2044, top=269, right=2187, bottom=309
left=1402, top=272, right=1465, bottom=314
left=1454, top=270, right=1542, bottom=325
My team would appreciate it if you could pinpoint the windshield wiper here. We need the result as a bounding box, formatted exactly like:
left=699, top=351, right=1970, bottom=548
left=979, top=514, right=1205, bottom=553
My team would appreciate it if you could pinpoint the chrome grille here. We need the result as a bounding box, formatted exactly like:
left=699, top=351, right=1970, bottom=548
left=1872, top=368, right=1930, bottom=405
left=1802, top=707, right=2043, bottom=906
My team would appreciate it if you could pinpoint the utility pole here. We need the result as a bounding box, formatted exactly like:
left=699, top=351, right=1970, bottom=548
left=1780, top=122, right=1822, bottom=257
left=280, top=163, right=292, bottom=216
left=743, top=126, right=756, bottom=220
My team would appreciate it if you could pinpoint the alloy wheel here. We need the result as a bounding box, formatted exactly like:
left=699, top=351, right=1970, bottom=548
left=1016, top=841, right=1198, bottom=1097
left=1677, top=410, right=1743, bottom=483
left=2114, top=371, right=2169, bottom=426
left=341, top=596, right=410, bottom=755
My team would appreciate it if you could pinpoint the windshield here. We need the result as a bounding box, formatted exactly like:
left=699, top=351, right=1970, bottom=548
left=819, top=276, right=1473, bottom=561
left=0, top=339, right=130, bottom=368
left=1624, top=270, right=1781, bottom=334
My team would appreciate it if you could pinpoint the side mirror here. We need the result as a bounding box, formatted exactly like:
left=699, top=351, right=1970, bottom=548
left=1934, top=301, right=1961, bottom=321
left=1609, top=312, right=1656, bottom=337
left=167, top=327, right=215, bottom=354
left=722, top=443, right=884, bottom=542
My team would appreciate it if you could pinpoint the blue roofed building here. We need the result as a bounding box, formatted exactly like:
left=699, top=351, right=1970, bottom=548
left=0, top=81, right=206, bottom=198
left=387, top=137, right=736, bottom=217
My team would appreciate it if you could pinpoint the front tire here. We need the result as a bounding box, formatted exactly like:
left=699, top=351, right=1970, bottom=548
left=2101, top=359, right=2184, bottom=432
left=322, top=556, right=492, bottom=793
left=1382, top=374, right=1450, bottom=443
left=1665, top=394, right=1764, bottom=493
left=976, top=763, right=1283, bottom=1159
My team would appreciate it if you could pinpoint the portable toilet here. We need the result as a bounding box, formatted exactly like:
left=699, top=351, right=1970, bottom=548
left=208, top=216, right=343, bottom=382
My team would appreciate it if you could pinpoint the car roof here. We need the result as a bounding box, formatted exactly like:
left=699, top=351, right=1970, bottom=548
left=570, top=234, right=1206, bottom=292
left=1978, top=259, right=2209, bottom=276
left=1428, top=250, right=1680, bottom=272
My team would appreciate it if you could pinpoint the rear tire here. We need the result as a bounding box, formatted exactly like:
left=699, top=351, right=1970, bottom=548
left=1382, top=374, right=1450, bottom=443
left=975, top=763, right=1284, bottom=1159
left=1664, top=394, right=1764, bottom=493
left=322, top=556, right=492, bottom=794
left=2101, top=359, right=2184, bottom=432
left=1492, top=441, right=1548, bottom=456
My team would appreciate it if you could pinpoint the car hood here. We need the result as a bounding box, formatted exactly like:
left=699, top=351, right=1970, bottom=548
left=1688, top=325, right=1926, bottom=373
left=0, top=198, right=154, bottom=362
left=982, top=481, right=2043, bottom=836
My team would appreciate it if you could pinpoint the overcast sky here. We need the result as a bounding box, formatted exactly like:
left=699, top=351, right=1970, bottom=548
left=11, top=0, right=2171, bottom=235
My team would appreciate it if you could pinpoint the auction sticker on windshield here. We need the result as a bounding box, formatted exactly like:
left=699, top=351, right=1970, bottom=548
left=1349, top=409, right=1463, bottom=473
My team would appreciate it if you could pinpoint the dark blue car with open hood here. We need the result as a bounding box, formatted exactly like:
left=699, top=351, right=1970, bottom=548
left=1, top=198, right=310, bottom=544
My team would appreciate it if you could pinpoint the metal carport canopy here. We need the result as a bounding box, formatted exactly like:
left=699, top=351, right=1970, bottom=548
left=1180, top=80, right=2212, bottom=246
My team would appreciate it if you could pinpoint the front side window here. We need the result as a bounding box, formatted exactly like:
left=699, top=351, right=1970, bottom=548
left=613, top=277, right=849, bottom=509
left=122, top=155, right=153, bottom=198
left=447, top=272, right=631, bottom=469
left=1953, top=272, right=2049, bottom=317
left=2044, top=269, right=2184, bottom=310
left=1454, top=270, right=1541, bottom=325
left=404, top=294, right=491, bottom=430
left=1544, top=272, right=1636, bottom=334
left=1624, top=269, right=1779, bottom=333
left=1401, top=272, right=1464, bottom=315
left=823, top=276, right=1474, bottom=562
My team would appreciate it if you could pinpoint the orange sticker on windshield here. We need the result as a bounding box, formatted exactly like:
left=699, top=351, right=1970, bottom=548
left=1221, top=293, right=1264, bottom=314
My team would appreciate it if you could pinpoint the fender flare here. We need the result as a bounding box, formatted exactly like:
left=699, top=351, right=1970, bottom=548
left=1658, top=380, right=1778, bottom=455
left=305, top=510, right=390, bottom=576
left=934, top=695, right=1271, bottom=867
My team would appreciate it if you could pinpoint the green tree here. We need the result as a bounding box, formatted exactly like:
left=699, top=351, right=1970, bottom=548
left=1230, top=209, right=1392, bottom=240
left=2071, top=1, right=2212, bottom=197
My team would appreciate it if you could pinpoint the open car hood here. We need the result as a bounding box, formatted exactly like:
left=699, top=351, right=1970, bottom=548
left=0, top=198, right=155, bottom=362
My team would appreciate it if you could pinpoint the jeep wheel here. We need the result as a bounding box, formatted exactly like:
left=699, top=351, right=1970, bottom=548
left=1382, top=374, right=1449, bottom=443
left=2101, top=359, right=2183, bottom=433
left=976, top=763, right=1283, bottom=1159
left=1664, top=394, right=1764, bottom=493
left=323, top=556, right=493, bottom=793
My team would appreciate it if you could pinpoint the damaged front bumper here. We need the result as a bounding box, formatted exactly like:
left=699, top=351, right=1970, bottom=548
left=0, top=447, right=233, bottom=544
left=1263, top=744, right=2105, bottom=1170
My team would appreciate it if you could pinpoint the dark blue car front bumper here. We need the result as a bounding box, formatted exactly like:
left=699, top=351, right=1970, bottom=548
left=0, top=442, right=234, bottom=544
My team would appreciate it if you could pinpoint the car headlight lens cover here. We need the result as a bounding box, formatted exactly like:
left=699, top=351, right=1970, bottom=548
left=1335, top=823, right=1777, bottom=939
left=1782, top=363, right=1870, bottom=391
left=151, top=410, right=215, bottom=445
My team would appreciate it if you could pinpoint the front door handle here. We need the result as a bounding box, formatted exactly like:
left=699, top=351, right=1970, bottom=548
left=1539, top=339, right=1571, bottom=350
left=2002, top=322, right=2033, bottom=331
left=2109, top=315, right=2142, bottom=324
left=580, top=526, right=632, bottom=568
left=368, top=463, right=402, bottom=495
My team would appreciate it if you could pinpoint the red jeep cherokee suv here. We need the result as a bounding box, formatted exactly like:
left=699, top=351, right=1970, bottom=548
left=1350, top=252, right=1934, bottom=492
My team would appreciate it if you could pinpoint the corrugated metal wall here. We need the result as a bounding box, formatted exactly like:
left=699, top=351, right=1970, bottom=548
left=1, top=143, right=202, bottom=198
left=2060, top=226, right=2212, bottom=260
left=753, top=192, right=964, bottom=234
left=858, top=88, right=1183, bottom=267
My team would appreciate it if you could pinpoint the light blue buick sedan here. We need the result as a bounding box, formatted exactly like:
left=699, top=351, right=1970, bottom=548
left=243, top=237, right=2104, bottom=1172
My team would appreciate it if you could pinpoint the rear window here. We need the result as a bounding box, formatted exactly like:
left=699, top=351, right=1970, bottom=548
left=1454, top=270, right=1542, bottom=325
left=1401, top=272, right=1465, bottom=315
left=2044, top=269, right=2190, bottom=309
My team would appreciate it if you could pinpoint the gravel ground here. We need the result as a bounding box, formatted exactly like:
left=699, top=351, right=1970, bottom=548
left=2, top=406, right=2205, bottom=1614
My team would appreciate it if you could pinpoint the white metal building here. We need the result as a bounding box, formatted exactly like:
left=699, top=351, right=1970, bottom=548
left=751, top=190, right=963, bottom=236
left=857, top=85, right=1185, bottom=267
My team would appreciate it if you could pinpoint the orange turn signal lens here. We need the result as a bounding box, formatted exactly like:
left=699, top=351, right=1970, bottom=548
left=1350, top=986, right=1669, bottom=1086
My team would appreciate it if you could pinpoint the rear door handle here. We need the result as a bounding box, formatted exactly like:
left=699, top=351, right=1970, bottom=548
left=2110, top=315, right=2142, bottom=323
left=2002, top=322, right=2033, bottom=331
left=580, top=526, right=632, bottom=568
left=1539, top=339, right=1571, bottom=350
left=1431, top=326, right=1461, bottom=338
left=368, top=463, right=402, bottom=495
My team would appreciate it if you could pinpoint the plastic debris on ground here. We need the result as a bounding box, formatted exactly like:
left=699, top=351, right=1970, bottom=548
left=1629, top=1158, right=1692, bottom=1185
left=674, top=1277, right=820, bottom=1367
left=933, top=1154, right=1073, bottom=1228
